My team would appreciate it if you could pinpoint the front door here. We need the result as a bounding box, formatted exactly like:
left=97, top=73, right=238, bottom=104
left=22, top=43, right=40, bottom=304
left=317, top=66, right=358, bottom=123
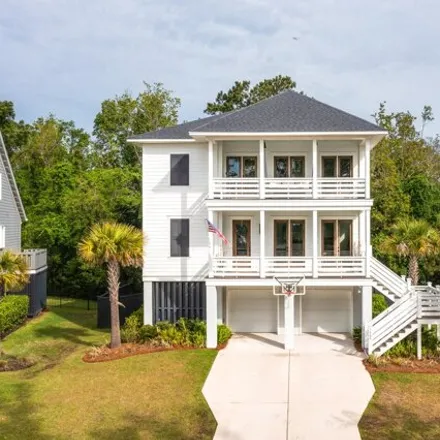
left=321, top=220, right=352, bottom=256
left=232, top=220, right=251, bottom=256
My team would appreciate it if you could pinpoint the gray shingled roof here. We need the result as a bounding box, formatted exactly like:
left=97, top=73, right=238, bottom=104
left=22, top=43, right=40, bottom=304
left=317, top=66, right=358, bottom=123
left=129, top=90, right=384, bottom=140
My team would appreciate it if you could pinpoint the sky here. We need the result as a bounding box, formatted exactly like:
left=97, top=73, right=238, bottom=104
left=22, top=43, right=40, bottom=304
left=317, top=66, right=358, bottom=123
left=1, top=0, right=439, bottom=136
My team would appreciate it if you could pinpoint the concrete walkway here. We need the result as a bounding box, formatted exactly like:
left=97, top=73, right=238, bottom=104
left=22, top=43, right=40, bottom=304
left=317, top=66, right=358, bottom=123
left=202, top=333, right=374, bottom=440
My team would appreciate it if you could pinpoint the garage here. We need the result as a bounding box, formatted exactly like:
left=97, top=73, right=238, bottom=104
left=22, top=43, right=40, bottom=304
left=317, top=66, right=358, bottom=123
left=302, top=288, right=352, bottom=333
left=227, top=288, right=277, bottom=332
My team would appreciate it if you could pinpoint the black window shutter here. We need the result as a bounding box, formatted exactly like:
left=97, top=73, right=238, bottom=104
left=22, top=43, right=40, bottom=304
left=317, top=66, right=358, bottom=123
left=170, top=154, right=189, bottom=186
left=170, top=219, right=190, bottom=257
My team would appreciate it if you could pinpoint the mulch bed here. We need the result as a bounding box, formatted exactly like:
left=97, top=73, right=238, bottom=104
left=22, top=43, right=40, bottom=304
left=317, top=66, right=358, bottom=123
left=364, top=358, right=440, bottom=374
left=83, top=342, right=227, bottom=363
left=0, top=356, right=35, bottom=372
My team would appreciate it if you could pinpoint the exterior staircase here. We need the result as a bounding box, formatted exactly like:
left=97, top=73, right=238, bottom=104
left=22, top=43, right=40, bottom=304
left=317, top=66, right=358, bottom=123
left=370, top=257, right=409, bottom=302
left=365, top=283, right=440, bottom=357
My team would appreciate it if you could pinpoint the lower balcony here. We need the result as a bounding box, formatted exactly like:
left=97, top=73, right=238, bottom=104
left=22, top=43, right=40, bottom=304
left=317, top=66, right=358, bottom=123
left=211, top=256, right=366, bottom=278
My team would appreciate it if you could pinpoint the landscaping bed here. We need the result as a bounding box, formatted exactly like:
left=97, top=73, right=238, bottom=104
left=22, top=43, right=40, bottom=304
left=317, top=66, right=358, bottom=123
left=0, top=352, right=34, bottom=372
left=364, top=357, right=440, bottom=374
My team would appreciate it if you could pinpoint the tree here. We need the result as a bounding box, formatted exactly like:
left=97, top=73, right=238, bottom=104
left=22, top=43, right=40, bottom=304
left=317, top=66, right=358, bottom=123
left=379, top=219, right=439, bottom=285
left=78, top=222, right=144, bottom=348
left=93, top=82, right=180, bottom=167
left=205, top=75, right=296, bottom=115
left=0, top=251, right=29, bottom=297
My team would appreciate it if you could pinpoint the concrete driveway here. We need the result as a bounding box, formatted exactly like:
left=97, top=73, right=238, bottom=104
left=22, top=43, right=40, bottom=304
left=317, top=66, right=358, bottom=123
left=202, top=333, right=374, bottom=440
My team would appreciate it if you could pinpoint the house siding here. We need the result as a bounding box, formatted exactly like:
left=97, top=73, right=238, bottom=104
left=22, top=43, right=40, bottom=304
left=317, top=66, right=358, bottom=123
left=0, top=158, right=22, bottom=251
left=142, top=143, right=209, bottom=281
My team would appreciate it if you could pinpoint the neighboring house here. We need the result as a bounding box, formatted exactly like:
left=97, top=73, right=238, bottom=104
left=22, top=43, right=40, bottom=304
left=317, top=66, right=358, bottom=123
left=129, top=90, right=440, bottom=357
left=0, top=132, right=47, bottom=316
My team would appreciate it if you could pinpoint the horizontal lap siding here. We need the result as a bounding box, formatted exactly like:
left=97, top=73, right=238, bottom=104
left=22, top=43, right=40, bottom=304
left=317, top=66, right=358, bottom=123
left=142, top=143, right=209, bottom=280
left=0, top=158, right=22, bottom=250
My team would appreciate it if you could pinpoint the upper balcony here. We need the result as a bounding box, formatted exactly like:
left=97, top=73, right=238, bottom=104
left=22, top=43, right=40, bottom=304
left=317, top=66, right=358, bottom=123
left=207, top=139, right=371, bottom=202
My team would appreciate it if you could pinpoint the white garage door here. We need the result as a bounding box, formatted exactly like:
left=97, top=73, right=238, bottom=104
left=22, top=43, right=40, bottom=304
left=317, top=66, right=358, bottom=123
left=227, top=288, right=277, bottom=332
left=302, top=288, right=351, bottom=332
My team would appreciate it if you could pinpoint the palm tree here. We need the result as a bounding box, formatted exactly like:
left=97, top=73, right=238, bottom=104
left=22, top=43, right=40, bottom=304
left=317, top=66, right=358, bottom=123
left=380, top=218, right=439, bottom=285
left=0, top=251, right=30, bottom=297
left=79, top=222, right=144, bottom=348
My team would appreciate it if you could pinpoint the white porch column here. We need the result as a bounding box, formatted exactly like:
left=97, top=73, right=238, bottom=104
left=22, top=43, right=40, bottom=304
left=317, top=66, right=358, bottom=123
left=365, top=209, right=371, bottom=277
left=284, top=295, right=294, bottom=350
left=361, top=286, right=372, bottom=349
left=417, top=324, right=422, bottom=360
left=259, top=139, right=265, bottom=199
left=359, top=141, right=366, bottom=179
left=143, top=281, right=153, bottom=325
left=206, top=285, right=218, bottom=348
left=218, top=141, right=223, bottom=177
left=208, top=209, right=214, bottom=277
left=208, top=140, right=214, bottom=199
left=260, top=210, right=265, bottom=278
left=365, top=139, right=371, bottom=199
left=312, top=139, right=318, bottom=199
left=312, top=210, right=318, bottom=278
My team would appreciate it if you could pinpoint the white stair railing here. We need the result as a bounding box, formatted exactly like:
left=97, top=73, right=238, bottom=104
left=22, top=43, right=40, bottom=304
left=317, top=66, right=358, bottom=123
left=370, top=257, right=409, bottom=299
left=366, top=291, right=418, bottom=354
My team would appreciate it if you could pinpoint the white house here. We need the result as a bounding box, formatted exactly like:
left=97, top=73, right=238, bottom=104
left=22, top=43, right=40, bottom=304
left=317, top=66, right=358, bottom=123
left=129, top=90, right=440, bottom=357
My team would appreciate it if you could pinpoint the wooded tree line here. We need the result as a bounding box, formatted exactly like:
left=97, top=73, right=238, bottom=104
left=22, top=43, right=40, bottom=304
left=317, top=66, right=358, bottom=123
left=1, top=75, right=439, bottom=296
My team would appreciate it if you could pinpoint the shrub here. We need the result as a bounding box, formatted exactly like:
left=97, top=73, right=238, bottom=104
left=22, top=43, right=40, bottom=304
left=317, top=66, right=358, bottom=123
left=121, top=315, right=142, bottom=343
left=0, top=295, right=29, bottom=338
left=138, top=325, right=158, bottom=343
left=218, top=325, right=232, bottom=345
left=373, top=293, right=388, bottom=318
left=352, top=327, right=362, bottom=345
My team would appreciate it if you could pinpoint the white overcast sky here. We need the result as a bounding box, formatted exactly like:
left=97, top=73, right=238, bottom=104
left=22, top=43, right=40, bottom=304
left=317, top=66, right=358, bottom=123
left=1, top=0, right=439, bottom=136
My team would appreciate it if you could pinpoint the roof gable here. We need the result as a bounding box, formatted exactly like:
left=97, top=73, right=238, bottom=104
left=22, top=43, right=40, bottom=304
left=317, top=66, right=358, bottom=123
left=0, top=132, right=27, bottom=222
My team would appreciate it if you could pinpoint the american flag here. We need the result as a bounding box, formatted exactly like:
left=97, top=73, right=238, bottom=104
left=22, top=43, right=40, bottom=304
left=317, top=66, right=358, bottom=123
left=206, top=219, right=229, bottom=245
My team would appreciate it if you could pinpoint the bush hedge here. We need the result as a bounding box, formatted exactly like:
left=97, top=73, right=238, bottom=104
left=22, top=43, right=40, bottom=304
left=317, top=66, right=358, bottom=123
left=0, top=295, right=29, bottom=338
left=121, top=308, right=233, bottom=348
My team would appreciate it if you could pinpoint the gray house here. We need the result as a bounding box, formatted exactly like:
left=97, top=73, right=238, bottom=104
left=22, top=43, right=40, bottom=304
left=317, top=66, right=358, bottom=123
left=0, top=131, right=47, bottom=315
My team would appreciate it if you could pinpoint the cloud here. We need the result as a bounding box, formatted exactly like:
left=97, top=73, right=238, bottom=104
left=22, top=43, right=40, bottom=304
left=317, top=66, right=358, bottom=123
left=1, top=0, right=439, bottom=136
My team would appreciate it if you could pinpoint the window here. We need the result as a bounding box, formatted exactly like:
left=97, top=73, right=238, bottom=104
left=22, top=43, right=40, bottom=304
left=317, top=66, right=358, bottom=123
left=274, top=220, right=305, bottom=256
left=321, top=220, right=352, bottom=256
left=226, top=156, right=257, bottom=178
left=274, top=156, right=305, bottom=178
left=170, top=219, right=189, bottom=257
left=170, top=154, right=189, bottom=186
left=232, top=220, right=251, bottom=256
left=321, top=156, right=352, bottom=178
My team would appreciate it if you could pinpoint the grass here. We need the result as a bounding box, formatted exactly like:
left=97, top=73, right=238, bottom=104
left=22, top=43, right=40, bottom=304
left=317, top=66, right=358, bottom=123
left=0, top=305, right=217, bottom=439
left=360, top=372, right=440, bottom=440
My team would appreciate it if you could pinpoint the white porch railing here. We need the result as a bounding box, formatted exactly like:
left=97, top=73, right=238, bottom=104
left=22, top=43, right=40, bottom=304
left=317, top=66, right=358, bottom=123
left=264, top=178, right=313, bottom=199
left=211, top=177, right=367, bottom=200
left=211, top=256, right=365, bottom=278
left=316, top=178, right=366, bottom=199
left=212, top=257, right=260, bottom=277
left=265, top=257, right=313, bottom=277
left=370, top=257, right=408, bottom=299
left=317, top=257, right=365, bottom=277
left=21, top=249, right=47, bottom=270
left=212, top=178, right=259, bottom=199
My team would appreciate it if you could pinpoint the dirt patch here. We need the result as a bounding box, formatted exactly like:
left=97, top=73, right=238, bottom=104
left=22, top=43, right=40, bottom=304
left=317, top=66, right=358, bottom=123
left=364, top=357, right=440, bottom=374
left=0, top=356, right=35, bottom=372
left=83, top=342, right=227, bottom=363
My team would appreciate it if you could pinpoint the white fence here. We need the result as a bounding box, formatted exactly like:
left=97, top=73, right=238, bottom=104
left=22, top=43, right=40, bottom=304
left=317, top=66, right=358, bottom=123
left=317, top=257, right=365, bottom=277
left=21, top=249, right=47, bottom=270
left=316, top=178, right=366, bottom=199
left=212, top=178, right=259, bottom=199
left=264, top=178, right=313, bottom=199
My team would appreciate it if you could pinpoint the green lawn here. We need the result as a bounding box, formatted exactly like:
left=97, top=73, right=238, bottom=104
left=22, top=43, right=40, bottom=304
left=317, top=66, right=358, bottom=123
left=360, top=372, right=440, bottom=440
left=0, top=305, right=217, bottom=439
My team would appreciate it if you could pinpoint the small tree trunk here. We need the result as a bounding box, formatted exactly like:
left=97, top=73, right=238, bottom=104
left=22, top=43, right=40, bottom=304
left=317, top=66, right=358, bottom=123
left=108, top=259, right=121, bottom=349
left=408, top=255, right=419, bottom=286
left=0, top=282, right=4, bottom=298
